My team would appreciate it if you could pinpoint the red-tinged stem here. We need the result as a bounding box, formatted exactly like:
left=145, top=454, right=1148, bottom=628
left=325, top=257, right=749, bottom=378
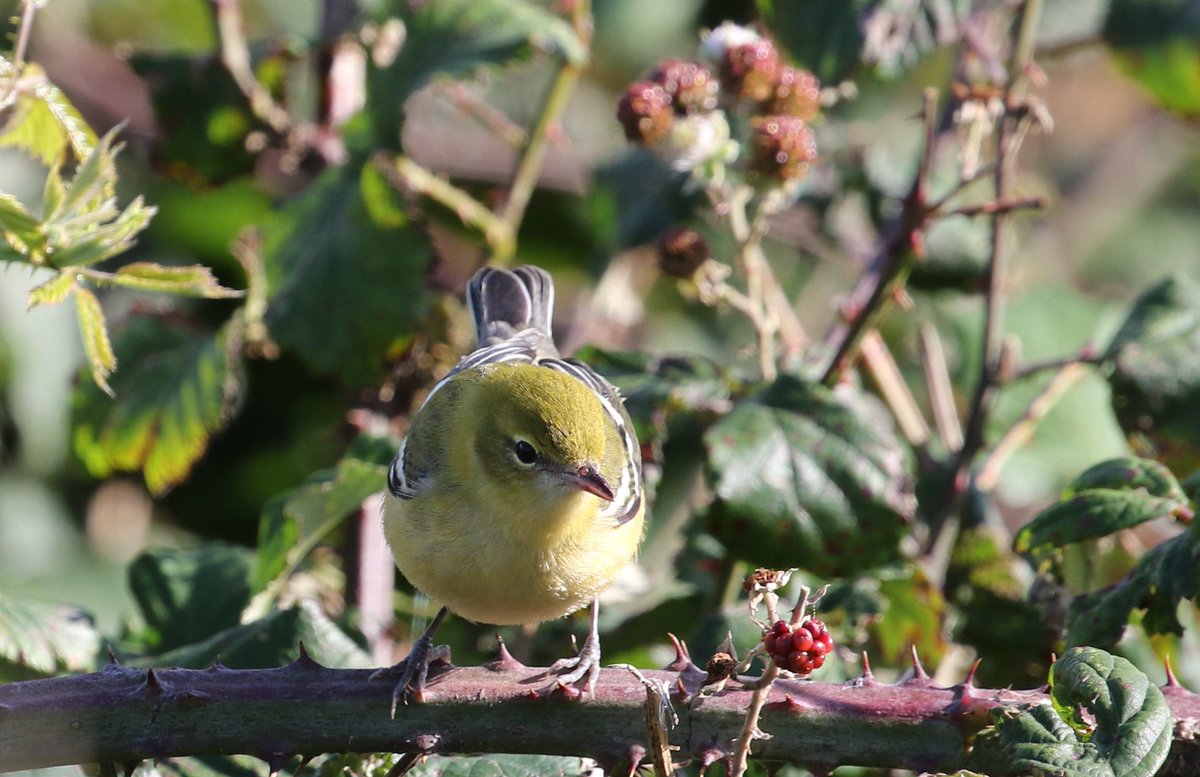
left=2, top=662, right=1199, bottom=773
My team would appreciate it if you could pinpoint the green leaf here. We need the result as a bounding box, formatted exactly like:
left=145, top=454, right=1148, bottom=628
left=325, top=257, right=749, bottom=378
left=26, top=270, right=78, bottom=308
left=408, top=754, right=598, bottom=777
left=59, top=126, right=120, bottom=214
left=703, top=376, right=915, bottom=576
left=49, top=196, right=158, bottom=269
left=251, top=443, right=390, bottom=598
left=128, top=545, right=254, bottom=653
left=1104, top=275, right=1200, bottom=471
left=1015, top=457, right=1188, bottom=552
left=143, top=601, right=371, bottom=670
left=758, top=0, right=969, bottom=82
left=1103, top=0, right=1200, bottom=116
left=74, top=286, right=116, bottom=397
left=0, top=592, right=99, bottom=679
left=0, top=192, right=44, bottom=260
left=0, top=62, right=97, bottom=165
left=970, top=647, right=1171, bottom=777
left=1066, top=524, right=1198, bottom=646
left=366, top=0, right=586, bottom=145
left=71, top=315, right=244, bottom=494
left=107, top=262, right=244, bottom=298
left=264, top=164, right=428, bottom=385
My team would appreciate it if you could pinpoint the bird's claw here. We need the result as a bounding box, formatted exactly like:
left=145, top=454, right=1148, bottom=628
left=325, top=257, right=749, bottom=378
left=370, top=643, right=451, bottom=717
left=542, top=631, right=601, bottom=698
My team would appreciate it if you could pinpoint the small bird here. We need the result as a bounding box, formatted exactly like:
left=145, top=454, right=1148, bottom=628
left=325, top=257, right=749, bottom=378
left=376, top=265, right=644, bottom=712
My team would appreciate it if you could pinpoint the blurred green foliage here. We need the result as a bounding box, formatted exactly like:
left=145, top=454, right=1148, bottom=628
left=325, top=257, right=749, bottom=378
left=0, top=0, right=1198, bottom=774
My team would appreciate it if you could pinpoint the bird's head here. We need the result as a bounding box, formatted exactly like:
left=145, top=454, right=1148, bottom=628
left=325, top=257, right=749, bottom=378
left=471, top=364, right=615, bottom=504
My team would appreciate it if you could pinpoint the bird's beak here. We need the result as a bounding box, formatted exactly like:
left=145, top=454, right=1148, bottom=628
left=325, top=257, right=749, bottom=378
left=566, top=463, right=615, bottom=502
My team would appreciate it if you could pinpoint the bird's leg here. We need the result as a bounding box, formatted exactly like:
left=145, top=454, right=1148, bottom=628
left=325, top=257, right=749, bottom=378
left=369, top=606, right=451, bottom=716
left=548, top=597, right=603, bottom=697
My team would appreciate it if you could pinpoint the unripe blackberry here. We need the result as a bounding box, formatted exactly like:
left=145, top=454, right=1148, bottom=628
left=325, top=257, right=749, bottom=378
left=720, top=39, right=782, bottom=103
left=657, top=227, right=710, bottom=279
left=617, top=80, right=673, bottom=145
left=749, top=115, right=817, bottom=180
left=768, top=67, right=820, bottom=120
left=764, top=618, right=833, bottom=675
left=649, top=58, right=719, bottom=114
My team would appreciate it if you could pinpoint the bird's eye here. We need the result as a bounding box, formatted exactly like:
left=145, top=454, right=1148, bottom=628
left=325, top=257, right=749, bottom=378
left=514, top=440, right=538, bottom=465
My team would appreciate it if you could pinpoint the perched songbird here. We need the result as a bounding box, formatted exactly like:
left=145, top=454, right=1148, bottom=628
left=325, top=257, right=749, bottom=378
left=376, top=265, right=644, bottom=711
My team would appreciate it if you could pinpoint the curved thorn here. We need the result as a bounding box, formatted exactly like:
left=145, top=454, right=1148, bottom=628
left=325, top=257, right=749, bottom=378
left=909, top=644, right=929, bottom=679
left=486, top=634, right=527, bottom=671
left=859, top=650, right=874, bottom=683
left=963, top=657, right=983, bottom=687
left=665, top=632, right=693, bottom=670
left=1164, top=655, right=1181, bottom=688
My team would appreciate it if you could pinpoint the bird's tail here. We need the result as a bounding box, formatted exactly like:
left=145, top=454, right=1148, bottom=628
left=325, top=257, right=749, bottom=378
left=467, top=266, right=558, bottom=354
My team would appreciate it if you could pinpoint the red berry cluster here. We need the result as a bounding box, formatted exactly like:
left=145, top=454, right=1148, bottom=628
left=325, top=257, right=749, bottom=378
left=764, top=618, right=833, bottom=674
left=615, top=24, right=820, bottom=182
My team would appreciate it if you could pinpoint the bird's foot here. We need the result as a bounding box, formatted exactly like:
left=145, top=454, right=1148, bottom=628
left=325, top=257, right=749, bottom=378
left=369, top=640, right=451, bottom=717
left=544, top=630, right=601, bottom=699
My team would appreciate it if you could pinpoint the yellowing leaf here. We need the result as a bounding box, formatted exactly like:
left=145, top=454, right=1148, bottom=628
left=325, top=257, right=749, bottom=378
left=71, top=316, right=244, bottom=495
left=27, top=271, right=78, bottom=308
left=74, top=287, right=116, bottom=397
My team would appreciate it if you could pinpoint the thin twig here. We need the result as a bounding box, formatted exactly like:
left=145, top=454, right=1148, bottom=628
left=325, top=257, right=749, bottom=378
left=919, top=323, right=964, bottom=452
left=495, top=0, right=591, bottom=262
left=860, top=330, right=931, bottom=448
left=438, top=81, right=529, bottom=149
left=1008, top=349, right=1103, bottom=382
left=729, top=663, right=780, bottom=777
left=11, top=0, right=36, bottom=71
left=213, top=0, right=292, bottom=133
left=952, top=0, right=1045, bottom=482
left=975, top=362, right=1089, bottom=492
left=820, top=88, right=940, bottom=385
left=945, top=195, right=1046, bottom=218
left=373, top=152, right=513, bottom=250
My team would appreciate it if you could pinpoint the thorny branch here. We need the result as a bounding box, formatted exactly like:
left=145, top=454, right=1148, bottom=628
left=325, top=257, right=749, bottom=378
left=3, top=644, right=1198, bottom=774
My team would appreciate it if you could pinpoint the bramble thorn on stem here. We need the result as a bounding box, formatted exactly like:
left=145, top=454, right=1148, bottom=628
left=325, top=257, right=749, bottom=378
left=858, top=651, right=876, bottom=686
left=908, top=644, right=931, bottom=682
left=1164, top=655, right=1181, bottom=688
left=486, top=635, right=527, bottom=671
left=963, top=657, right=982, bottom=688
left=664, top=632, right=696, bottom=671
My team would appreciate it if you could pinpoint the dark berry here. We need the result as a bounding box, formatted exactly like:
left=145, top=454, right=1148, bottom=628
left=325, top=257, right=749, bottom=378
left=617, top=80, right=673, bottom=144
left=650, top=58, right=720, bottom=114
left=768, top=67, right=820, bottom=120
left=764, top=617, right=832, bottom=676
left=749, top=115, right=817, bottom=181
left=657, top=227, right=710, bottom=279
left=720, top=39, right=781, bottom=102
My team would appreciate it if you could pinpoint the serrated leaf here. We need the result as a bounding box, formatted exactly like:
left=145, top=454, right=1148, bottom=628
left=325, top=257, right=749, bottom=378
left=26, top=270, right=78, bottom=308
left=49, top=196, right=157, bottom=269
left=0, top=63, right=97, bottom=165
left=41, top=159, right=67, bottom=221
left=366, top=0, right=586, bottom=144
left=1015, top=457, right=1188, bottom=552
left=142, top=600, right=371, bottom=670
left=1104, top=275, right=1200, bottom=472
left=264, top=164, right=428, bottom=385
left=251, top=444, right=389, bottom=597
left=108, top=262, right=243, bottom=298
left=1066, top=524, right=1198, bottom=647
left=408, top=754, right=598, bottom=777
left=703, top=376, right=915, bottom=576
left=71, top=315, right=244, bottom=494
left=1103, top=0, right=1200, bottom=116
left=970, top=647, right=1171, bottom=777
left=128, top=545, right=254, bottom=653
left=0, top=592, right=99, bottom=678
left=0, top=192, right=43, bottom=257
left=74, top=286, right=116, bottom=396
left=58, top=126, right=119, bottom=214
